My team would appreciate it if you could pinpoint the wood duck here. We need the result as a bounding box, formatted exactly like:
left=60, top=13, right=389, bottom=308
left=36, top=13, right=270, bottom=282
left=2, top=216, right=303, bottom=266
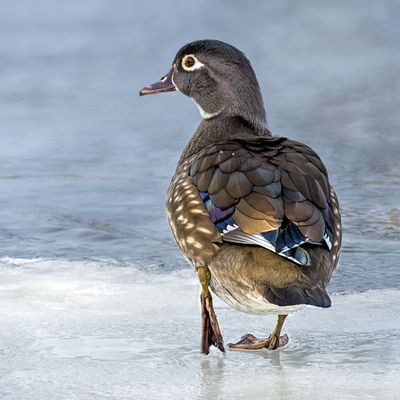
left=139, top=40, right=342, bottom=354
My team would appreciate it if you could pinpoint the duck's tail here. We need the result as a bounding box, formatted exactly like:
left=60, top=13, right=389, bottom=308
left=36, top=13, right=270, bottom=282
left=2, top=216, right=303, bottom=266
left=264, top=284, right=331, bottom=308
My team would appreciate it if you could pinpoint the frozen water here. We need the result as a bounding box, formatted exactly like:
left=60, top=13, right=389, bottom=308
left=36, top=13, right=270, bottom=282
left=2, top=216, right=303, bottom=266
left=0, top=258, right=399, bottom=400
left=1, top=0, right=400, bottom=399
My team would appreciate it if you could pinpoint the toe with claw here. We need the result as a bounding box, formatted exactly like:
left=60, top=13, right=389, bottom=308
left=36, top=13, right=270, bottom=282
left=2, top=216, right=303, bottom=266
left=228, top=314, right=289, bottom=351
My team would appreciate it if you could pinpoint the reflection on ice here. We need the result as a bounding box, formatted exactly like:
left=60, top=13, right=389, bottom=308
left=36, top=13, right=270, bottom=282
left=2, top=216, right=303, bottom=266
left=0, top=259, right=399, bottom=400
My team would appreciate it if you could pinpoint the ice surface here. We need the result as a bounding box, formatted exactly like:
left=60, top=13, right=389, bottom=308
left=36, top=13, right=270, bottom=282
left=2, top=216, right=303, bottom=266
left=0, top=258, right=399, bottom=400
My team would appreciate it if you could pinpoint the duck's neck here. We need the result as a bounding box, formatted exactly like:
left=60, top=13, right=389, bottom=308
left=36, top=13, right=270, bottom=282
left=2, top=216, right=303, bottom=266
left=179, top=114, right=271, bottom=163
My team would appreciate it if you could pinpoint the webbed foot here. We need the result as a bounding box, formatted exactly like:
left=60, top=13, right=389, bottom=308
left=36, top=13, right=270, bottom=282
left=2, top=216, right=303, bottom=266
left=201, top=293, right=225, bottom=354
left=228, top=333, right=289, bottom=350
left=228, top=314, right=289, bottom=351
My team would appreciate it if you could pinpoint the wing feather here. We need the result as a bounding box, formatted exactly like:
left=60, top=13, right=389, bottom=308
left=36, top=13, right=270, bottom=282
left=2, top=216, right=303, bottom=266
left=189, top=137, right=339, bottom=265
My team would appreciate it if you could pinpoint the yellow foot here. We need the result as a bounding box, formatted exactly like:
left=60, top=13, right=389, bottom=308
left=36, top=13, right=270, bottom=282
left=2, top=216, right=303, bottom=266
left=228, top=333, right=289, bottom=350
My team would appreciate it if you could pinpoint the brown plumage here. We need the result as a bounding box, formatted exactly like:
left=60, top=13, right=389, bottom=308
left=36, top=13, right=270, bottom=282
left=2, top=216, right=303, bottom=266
left=140, top=39, right=342, bottom=354
left=168, top=135, right=341, bottom=305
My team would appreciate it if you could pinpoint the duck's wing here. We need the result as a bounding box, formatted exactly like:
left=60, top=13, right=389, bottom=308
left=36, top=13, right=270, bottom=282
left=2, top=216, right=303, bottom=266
left=190, top=136, right=340, bottom=266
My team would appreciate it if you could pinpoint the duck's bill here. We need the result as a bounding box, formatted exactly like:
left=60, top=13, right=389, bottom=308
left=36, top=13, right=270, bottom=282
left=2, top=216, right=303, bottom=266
left=139, top=68, right=176, bottom=96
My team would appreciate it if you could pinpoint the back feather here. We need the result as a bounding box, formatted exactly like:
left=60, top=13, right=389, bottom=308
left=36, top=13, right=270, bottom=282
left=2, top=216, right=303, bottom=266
left=190, top=137, right=338, bottom=266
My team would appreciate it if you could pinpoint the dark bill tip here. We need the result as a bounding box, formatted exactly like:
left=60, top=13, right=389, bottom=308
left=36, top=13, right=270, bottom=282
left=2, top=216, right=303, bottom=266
left=139, top=68, right=176, bottom=96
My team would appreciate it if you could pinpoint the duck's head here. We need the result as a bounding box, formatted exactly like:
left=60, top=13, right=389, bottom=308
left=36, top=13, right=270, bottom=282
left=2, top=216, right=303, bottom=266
left=140, top=39, right=267, bottom=131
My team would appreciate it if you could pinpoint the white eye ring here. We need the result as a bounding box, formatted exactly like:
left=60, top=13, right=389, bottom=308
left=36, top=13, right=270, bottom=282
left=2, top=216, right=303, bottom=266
left=181, top=54, right=204, bottom=71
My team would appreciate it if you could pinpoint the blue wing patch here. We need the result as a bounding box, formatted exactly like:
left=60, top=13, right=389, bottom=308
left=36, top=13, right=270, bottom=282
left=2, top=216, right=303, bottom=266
left=200, top=192, right=236, bottom=233
left=275, top=223, right=307, bottom=253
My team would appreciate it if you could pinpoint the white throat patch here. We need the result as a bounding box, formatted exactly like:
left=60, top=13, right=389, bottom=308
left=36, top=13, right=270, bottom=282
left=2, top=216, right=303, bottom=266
left=192, top=99, right=220, bottom=120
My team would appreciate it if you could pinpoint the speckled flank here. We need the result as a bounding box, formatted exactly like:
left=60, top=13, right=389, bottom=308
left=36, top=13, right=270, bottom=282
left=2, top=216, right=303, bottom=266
left=330, top=188, right=342, bottom=266
left=166, top=158, right=222, bottom=267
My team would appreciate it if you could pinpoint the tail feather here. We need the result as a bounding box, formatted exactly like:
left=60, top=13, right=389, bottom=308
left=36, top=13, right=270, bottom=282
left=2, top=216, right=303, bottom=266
left=265, top=285, right=331, bottom=308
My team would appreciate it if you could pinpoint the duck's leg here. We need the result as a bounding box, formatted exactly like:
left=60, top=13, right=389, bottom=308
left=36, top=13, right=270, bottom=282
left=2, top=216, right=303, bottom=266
left=197, top=266, right=225, bottom=354
left=228, top=314, right=289, bottom=350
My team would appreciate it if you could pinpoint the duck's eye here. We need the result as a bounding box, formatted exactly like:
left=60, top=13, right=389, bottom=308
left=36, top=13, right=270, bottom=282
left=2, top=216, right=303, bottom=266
left=184, top=56, right=195, bottom=68
left=181, top=55, right=203, bottom=71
